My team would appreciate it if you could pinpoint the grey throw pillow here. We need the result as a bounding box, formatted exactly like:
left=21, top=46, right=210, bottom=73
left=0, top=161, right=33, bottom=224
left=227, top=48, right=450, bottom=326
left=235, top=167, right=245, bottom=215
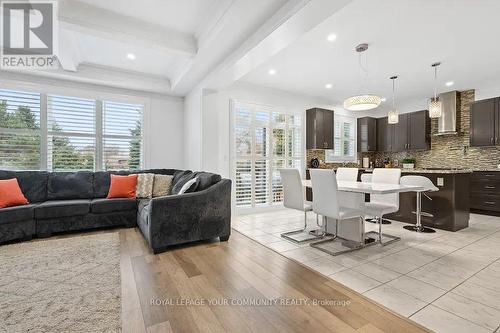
left=178, top=177, right=199, bottom=195
left=170, top=172, right=197, bottom=195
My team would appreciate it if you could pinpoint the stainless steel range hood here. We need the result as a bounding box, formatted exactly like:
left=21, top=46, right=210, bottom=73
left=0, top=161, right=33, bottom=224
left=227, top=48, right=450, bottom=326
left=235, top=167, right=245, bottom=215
left=435, top=91, right=459, bottom=135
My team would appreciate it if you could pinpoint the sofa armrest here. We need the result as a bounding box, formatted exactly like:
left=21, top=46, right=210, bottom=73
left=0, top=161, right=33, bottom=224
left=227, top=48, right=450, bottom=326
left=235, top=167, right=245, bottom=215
left=148, top=179, right=231, bottom=252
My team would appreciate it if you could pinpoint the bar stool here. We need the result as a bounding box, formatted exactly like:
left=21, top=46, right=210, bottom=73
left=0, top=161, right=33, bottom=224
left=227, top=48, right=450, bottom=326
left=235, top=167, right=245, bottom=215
left=400, top=175, right=438, bottom=233
left=279, top=169, right=323, bottom=243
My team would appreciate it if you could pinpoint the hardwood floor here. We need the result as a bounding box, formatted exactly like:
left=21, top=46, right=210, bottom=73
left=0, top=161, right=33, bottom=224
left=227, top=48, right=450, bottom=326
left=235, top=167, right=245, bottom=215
left=118, top=227, right=431, bottom=333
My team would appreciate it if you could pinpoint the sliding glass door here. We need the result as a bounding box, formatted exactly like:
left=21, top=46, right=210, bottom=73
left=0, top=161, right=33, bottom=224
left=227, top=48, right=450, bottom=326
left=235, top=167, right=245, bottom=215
left=232, top=101, right=302, bottom=210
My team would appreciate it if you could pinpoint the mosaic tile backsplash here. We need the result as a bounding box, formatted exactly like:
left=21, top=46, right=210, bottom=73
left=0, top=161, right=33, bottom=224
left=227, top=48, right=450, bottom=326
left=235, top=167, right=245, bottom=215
left=306, top=90, right=500, bottom=171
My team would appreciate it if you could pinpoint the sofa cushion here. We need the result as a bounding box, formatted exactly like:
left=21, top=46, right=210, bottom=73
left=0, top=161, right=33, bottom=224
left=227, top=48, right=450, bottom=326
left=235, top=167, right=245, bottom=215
left=172, top=170, right=192, bottom=184
left=0, top=178, right=29, bottom=208
left=194, top=172, right=222, bottom=192
left=91, top=198, right=137, bottom=214
left=136, top=173, right=154, bottom=198
left=0, top=204, right=36, bottom=224
left=47, top=172, right=94, bottom=200
left=93, top=171, right=130, bottom=198
left=178, top=177, right=199, bottom=194
left=107, top=174, right=138, bottom=199
left=170, top=171, right=196, bottom=195
left=152, top=174, right=173, bottom=197
left=0, top=170, right=48, bottom=202
left=35, top=200, right=90, bottom=219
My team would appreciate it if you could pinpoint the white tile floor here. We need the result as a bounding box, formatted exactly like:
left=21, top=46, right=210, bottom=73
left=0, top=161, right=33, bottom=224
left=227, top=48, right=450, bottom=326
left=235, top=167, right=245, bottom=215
left=233, top=209, right=500, bottom=333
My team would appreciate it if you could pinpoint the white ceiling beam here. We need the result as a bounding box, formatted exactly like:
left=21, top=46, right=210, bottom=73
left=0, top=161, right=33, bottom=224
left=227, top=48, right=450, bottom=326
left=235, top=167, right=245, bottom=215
left=58, top=0, right=197, bottom=57
left=171, top=0, right=306, bottom=94
left=200, top=0, right=352, bottom=90
left=56, top=29, right=82, bottom=72
left=195, top=0, right=235, bottom=50
left=2, top=63, right=171, bottom=94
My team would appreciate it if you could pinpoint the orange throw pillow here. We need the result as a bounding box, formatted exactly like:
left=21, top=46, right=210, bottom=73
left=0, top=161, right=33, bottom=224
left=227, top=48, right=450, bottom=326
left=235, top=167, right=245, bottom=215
left=107, top=174, right=138, bottom=199
left=0, top=178, right=29, bottom=208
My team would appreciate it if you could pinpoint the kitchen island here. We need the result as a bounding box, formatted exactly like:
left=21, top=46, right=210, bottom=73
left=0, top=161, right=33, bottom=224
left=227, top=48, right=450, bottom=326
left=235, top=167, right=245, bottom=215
left=383, top=169, right=471, bottom=231
left=306, top=168, right=472, bottom=232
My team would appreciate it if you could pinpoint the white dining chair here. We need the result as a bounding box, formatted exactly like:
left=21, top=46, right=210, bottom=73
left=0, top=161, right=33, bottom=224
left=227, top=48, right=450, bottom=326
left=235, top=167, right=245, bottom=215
left=279, top=169, right=323, bottom=243
left=360, top=173, right=377, bottom=223
left=363, top=168, right=401, bottom=245
left=400, top=175, right=438, bottom=233
left=336, top=167, right=359, bottom=182
left=336, top=168, right=364, bottom=211
left=309, top=169, right=365, bottom=256
left=360, top=173, right=372, bottom=183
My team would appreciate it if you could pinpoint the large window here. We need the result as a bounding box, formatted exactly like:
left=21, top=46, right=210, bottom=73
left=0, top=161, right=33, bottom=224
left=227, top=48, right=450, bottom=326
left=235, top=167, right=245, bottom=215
left=103, top=101, right=143, bottom=170
left=0, top=88, right=144, bottom=171
left=233, top=101, right=302, bottom=209
left=47, top=95, right=96, bottom=171
left=0, top=89, right=41, bottom=170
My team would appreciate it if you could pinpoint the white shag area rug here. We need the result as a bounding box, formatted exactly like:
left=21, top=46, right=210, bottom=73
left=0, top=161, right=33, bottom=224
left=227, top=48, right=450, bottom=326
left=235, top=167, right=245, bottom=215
left=0, top=232, right=121, bottom=333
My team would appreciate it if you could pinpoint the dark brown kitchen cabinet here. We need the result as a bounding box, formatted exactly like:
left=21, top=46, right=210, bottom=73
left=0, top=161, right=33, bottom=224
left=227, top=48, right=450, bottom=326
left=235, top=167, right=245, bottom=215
left=357, top=117, right=377, bottom=152
left=470, top=171, right=500, bottom=214
left=409, top=110, right=431, bottom=150
left=470, top=98, right=497, bottom=147
left=391, top=110, right=430, bottom=152
left=376, top=117, right=394, bottom=152
left=306, top=108, right=334, bottom=149
left=393, top=113, right=409, bottom=152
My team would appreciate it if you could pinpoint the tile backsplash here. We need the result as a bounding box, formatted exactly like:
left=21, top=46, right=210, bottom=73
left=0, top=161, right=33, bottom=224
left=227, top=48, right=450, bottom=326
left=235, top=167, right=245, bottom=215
left=306, top=90, right=500, bottom=171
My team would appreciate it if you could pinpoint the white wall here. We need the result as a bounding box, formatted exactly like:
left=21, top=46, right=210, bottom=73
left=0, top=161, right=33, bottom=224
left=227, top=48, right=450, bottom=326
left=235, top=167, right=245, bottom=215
left=200, top=82, right=333, bottom=178
left=0, top=71, right=184, bottom=169
left=183, top=88, right=203, bottom=170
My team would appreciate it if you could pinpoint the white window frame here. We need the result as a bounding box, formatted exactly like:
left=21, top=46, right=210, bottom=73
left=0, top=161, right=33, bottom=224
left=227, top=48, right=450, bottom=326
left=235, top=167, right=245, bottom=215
left=230, top=99, right=304, bottom=214
left=0, top=84, right=147, bottom=171
left=328, top=113, right=357, bottom=163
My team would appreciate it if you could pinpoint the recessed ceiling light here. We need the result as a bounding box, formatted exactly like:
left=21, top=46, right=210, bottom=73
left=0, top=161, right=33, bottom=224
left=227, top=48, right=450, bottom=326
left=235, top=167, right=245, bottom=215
left=327, top=34, right=337, bottom=42
left=381, top=97, right=387, bottom=102
left=268, top=69, right=277, bottom=75
left=445, top=81, right=454, bottom=87
left=126, top=53, right=136, bottom=60
left=325, top=83, right=333, bottom=89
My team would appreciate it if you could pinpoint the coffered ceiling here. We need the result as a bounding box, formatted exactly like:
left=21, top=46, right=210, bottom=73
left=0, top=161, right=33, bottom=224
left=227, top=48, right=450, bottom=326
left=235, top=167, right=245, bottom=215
left=2, top=0, right=292, bottom=95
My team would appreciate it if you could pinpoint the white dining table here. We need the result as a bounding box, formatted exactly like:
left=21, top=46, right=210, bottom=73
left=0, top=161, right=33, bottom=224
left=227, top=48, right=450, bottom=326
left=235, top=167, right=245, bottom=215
left=302, top=179, right=424, bottom=194
left=301, top=179, right=424, bottom=250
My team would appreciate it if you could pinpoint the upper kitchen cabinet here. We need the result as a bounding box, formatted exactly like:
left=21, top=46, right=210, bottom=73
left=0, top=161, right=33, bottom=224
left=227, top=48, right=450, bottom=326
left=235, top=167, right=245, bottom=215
left=357, top=117, right=377, bottom=152
left=393, top=113, right=409, bottom=152
left=470, top=98, right=498, bottom=147
left=392, top=110, right=431, bottom=152
left=306, top=108, right=334, bottom=149
left=409, top=110, right=431, bottom=150
left=376, top=117, right=394, bottom=152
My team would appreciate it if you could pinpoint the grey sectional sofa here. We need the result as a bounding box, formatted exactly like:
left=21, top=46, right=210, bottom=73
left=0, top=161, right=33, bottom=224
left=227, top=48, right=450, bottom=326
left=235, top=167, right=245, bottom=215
left=0, top=169, right=231, bottom=254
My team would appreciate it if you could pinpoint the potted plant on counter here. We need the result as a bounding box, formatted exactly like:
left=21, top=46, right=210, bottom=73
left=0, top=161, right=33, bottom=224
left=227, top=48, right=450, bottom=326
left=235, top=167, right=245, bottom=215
left=402, top=158, right=416, bottom=169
